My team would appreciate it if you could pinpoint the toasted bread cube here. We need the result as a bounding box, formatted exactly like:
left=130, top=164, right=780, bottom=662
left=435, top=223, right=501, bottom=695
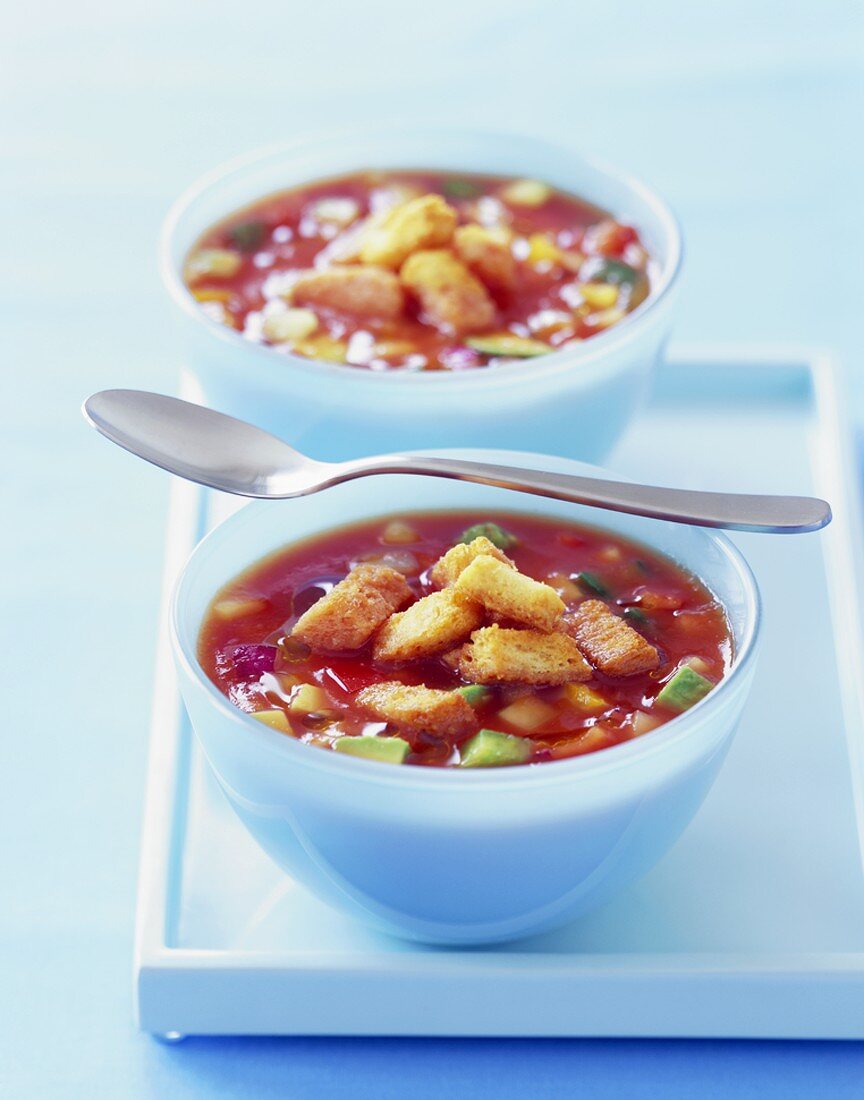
left=292, top=564, right=411, bottom=652
left=454, top=224, right=516, bottom=293
left=356, top=681, right=478, bottom=738
left=360, top=194, right=457, bottom=269
left=373, top=589, right=483, bottom=663
left=456, top=625, right=591, bottom=685
left=400, top=249, right=496, bottom=335
left=429, top=536, right=515, bottom=588
left=454, top=555, right=564, bottom=632
left=291, top=266, right=404, bottom=320
left=568, top=599, right=660, bottom=677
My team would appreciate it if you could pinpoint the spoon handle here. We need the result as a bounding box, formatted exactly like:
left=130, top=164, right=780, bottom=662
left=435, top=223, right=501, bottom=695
left=338, top=455, right=831, bottom=534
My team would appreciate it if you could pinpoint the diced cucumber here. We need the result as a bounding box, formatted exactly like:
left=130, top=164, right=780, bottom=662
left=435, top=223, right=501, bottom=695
left=458, top=685, right=491, bottom=706
left=465, top=334, right=551, bottom=358
left=497, top=697, right=555, bottom=732
left=576, top=571, right=610, bottom=597
left=442, top=178, right=482, bottom=199
left=458, top=522, right=518, bottom=550
left=460, top=729, right=533, bottom=768
left=229, top=220, right=265, bottom=252
left=334, top=735, right=410, bottom=764
left=655, top=667, right=714, bottom=713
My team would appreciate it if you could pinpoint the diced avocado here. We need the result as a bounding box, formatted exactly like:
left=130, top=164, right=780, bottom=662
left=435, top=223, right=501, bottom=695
left=290, top=684, right=330, bottom=714
left=460, top=729, right=533, bottom=768
left=458, top=522, right=518, bottom=550
left=251, top=709, right=291, bottom=734
left=442, top=178, right=482, bottom=199
left=334, top=735, right=410, bottom=764
left=229, top=220, right=265, bottom=252
left=655, top=667, right=714, bottom=713
left=576, top=571, right=610, bottom=597
left=458, top=685, right=491, bottom=706
left=465, top=334, right=551, bottom=358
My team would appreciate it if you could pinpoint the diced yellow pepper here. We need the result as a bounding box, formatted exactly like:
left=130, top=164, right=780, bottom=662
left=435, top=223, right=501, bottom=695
left=184, top=248, right=242, bottom=282
left=527, top=233, right=561, bottom=265
left=262, top=308, right=319, bottom=344
left=252, top=710, right=292, bottom=734
left=212, top=596, right=269, bottom=620
left=193, top=288, right=234, bottom=304
left=290, top=684, right=330, bottom=714
left=501, top=178, right=552, bottom=207
left=498, top=696, right=556, bottom=732
left=546, top=572, right=582, bottom=601
left=381, top=520, right=420, bottom=545
left=579, top=283, right=619, bottom=310
left=293, top=335, right=348, bottom=363
left=560, top=684, right=608, bottom=713
left=586, top=307, right=625, bottom=330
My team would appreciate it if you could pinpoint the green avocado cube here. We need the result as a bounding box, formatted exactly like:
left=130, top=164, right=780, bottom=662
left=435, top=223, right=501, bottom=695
left=655, top=667, right=714, bottom=713
left=334, top=735, right=410, bottom=764
left=457, top=522, right=518, bottom=550
left=458, top=685, right=492, bottom=706
left=459, top=729, right=533, bottom=768
left=465, top=334, right=551, bottom=358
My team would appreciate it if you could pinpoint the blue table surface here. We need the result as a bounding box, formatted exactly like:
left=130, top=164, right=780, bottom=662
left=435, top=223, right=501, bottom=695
left=2, top=2, right=864, bottom=1095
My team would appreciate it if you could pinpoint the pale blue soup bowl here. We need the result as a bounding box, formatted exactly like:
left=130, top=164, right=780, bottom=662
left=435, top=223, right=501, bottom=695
left=171, top=452, right=760, bottom=946
left=160, top=128, right=682, bottom=463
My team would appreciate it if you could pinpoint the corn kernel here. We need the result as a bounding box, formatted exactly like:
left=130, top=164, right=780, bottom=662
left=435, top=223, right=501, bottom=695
left=560, top=683, right=608, bottom=713
left=579, top=283, right=619, bottom=310
left=262, top=308, right=319, bottom=344
left=184, top=248, right=242, bottom=282
left=527, top=233, right=561, bottom=265
left=501, top=178, right=552, bottom=207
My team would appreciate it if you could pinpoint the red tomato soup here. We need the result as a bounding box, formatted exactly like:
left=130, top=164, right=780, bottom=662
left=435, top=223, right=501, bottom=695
left=183, top=170, right=653, bottom=372
left=198, top=512, right=732, bottom=768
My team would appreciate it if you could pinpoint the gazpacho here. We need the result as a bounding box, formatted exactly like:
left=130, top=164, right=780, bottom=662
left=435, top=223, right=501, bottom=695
left=198, top=512, right=731, bottom=767
left=183, top=170, right=653, bottom=371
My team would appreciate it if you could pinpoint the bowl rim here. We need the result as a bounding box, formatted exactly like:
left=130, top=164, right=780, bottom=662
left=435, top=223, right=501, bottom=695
left=170, top=452, right=761, bottom=792
left=159, top=125, right=684, bottom=391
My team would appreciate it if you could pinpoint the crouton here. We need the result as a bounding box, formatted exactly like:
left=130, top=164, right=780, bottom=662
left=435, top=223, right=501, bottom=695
left=567, top=599, right=660, bottom=677
left=454, top=224, right=516, bottom=293
left=291, top=266, right=404, bottom=320
left=454, top=555, right=564, bottom=632
left=356, top=681, right=478, bottom=738
left=400, top=249, right=496, bottom=335
left=292, top=565, right=411, bottom=651
left=360, top=194, right=457, bottom=269
left=455, top=625, right=592, bottom=685
left=373, top=589, right=483, bottom=663
left=429, top=536, right=515, bottom=588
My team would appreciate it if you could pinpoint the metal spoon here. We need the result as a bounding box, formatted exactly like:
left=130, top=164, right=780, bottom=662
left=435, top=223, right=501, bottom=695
left=82, top=389, right=831, bottom=534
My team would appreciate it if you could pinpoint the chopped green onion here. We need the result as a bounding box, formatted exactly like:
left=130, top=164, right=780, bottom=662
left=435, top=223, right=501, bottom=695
left=623, top=607, right=649, bottom=626
left=442, top=178, right=482, bottom=199
left=577, top=572, right=610, bottom=597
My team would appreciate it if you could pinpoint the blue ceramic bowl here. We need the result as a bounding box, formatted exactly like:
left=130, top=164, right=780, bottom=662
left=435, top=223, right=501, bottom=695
left=161, top=128, right=682, bottom=463
left=171, top=451, right=760, bottom=945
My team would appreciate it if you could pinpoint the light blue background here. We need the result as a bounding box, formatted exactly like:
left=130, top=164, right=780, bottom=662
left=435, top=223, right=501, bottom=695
left=2, top=1, right=863, bottom=1094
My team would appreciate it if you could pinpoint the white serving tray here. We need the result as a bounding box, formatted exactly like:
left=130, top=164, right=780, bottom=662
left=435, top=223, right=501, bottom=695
left=135, top=347, right=864, bottom=1039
